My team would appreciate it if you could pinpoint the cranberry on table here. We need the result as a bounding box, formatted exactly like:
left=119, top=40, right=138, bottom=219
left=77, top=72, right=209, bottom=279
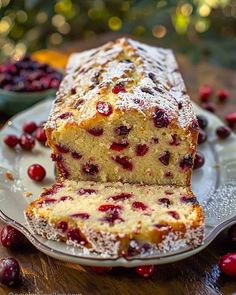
left=199, top=85, right=213, bottom=102
left=91, top=266, right=112, bottom=274
left=225, top=112, right=236, bottom=128
left=3, top=134, right=18, bottom=148
left=22, top=121, right=38, bottom=134
left=219, top=253, right=236, bottom=277
left=217, top=89, right=229, bottom=103
left=0, top=257, right=21, bottom=287
left=193, top=152, right=205, bottom=170
left=198, top=129, right=207, bottom=145
left=28, top=164, right=46, bottom=181
left=196, top=115, right=208, bottom=130
left=35, top=127, right=47, bottom=144
left=19, top=134, right=35, bottom=150
left=135, top=265, right=156, bottom=278
left=202, top=102, right=216, bottom=113
left=1, top=225, right=27, bottom=248
left=216, top=126, right=231, bottom=139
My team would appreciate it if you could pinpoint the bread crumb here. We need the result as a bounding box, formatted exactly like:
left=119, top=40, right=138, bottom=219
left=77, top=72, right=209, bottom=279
left=24, top=191, right=33, bottom=198
left=5, top=171, right=14, bottom=181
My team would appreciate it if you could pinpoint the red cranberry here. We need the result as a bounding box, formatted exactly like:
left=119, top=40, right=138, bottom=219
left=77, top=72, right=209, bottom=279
left=19, top=134, right=35, bottom=150
left=71, top=87, right=77, bottom=95
left=112, top=156, right=133, bottom=170
left=136, top=144, right=149, bottom=156
left=35, top=127, right=47, bottom=144
left=100, top=214, right=124, bottom=224
left=198, top=129, right=207, bottom=144
left=27, top=164, right=46, bottom=181
left=71, top=151, right=82, bottom=159
left=109, top=193, right=133, bottom=201
left=202, top=102, right=216, bottom=113
left=159, top=151, right=170, bottom=166
left=135, top=265, right=155, bottom=278
left=38, top=197, right=57, bottom=205
left=67, top=228, right=87, bottom=244
left=216, top=126, right=231, bottom=139
left=115, top=125, right=131, bottom=136
left=87, top=127, right=104, bottom=136
left=170, top=134, right=180, bottom=146
left=193, top=152, right=205, bottom=169
left=180, top=196, right=198, bottom=204
left=199, top=85, right=212, bottom=102
left=22, top=121, right=37, bottom=134
left=110, top=141, right=129, bottom=151
left=112, top=83, right=126, bottom=94
left=225, top=112, right=236, bottom=128
left=58, top=112, right=72, bottom=119
left=96, top=101, right=113, bottom=116
left=98, top=204, right=122, bottom=212
left=153, top=108, right=170, bottom=128
left=179, top=155, right=193, bottom=170
left=51, top=153, right=62, bottom=162
left=165, top=172, right=173, bottom=178
left=219, top=253, right=236, bottom=277
left=77, top=188, right=97, bottom=195
left=57, top=221, right=68, bottom=232
left=158, top=198, right=170, bottom=207
left=1, top=225, right=27, bottom=248
left=132, top=201, right=148, bottom=211
left=70, top=213, right=90, bottom=220
left=168, top=211, right=180, bottom=220
left=60, top=196, right=73, bottom=201
left=217, top=89, right=229, bottom=103
left=196, top=115, right=208, bottom=130
left=50, top=79, right=60, bottom=89
left=0, top=257, right=21, bottom=287
left=82, top=163, right=99, bottom=175
left=91, top=267, right=112, bottom=274
left=56, top=144, right=69, bottom=153
left=3, top=134, right=18, bottom=148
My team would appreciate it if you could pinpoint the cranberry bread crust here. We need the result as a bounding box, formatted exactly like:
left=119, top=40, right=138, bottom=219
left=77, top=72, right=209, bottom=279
left=45, top=38, right=198, bottom=185
left=25, top=181, right=204, bottom=257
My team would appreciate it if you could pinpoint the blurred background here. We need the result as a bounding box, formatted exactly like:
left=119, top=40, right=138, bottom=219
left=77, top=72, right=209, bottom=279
left=0, top=0, right=236, bottom=68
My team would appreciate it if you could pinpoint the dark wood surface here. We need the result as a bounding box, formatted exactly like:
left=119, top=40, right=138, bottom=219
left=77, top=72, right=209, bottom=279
left=1, top=38, right=236, bottom=295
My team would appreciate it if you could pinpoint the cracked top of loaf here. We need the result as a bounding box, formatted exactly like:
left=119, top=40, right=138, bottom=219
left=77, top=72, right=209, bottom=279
left=46, top=38, right=196, bottom=130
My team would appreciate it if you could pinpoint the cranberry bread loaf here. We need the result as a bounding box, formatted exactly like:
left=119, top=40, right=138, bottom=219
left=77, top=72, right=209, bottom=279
left=45, top=38, right=198, bottom=186
left=25, top=181, right=204, bottom=257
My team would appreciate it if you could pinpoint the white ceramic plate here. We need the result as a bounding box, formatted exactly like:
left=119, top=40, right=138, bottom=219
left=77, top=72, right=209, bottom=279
left=0, top=100, right=236, bottom=267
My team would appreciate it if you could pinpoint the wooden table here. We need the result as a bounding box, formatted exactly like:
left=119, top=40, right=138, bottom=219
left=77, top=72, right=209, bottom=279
left=1, top=39, right=236, bottom=295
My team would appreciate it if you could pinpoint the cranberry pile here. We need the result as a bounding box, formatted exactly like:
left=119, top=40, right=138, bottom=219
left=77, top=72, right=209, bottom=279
left=0, top=56, right=62, bottom=92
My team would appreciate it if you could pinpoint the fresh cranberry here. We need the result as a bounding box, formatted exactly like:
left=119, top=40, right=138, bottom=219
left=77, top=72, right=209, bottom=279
left=153, top=108, right=170, bottom=128
left=35, top=127, right=47, bottom=144
left=115, top=125, right=131, bottom=136
left=199, top=85, right=212, bottom=102
left=168, top=211, right=180, bottom=220
left=225, top=112, right=236, bottom=128
left=87, top=127, right=104, bottom=136
left=3, top=134, right=18, bottom=148
left=38, top=197, right=57, bottom=205
left=58, top=112, right=72, bottom=119
left=112, top=83, right=126, bottom=94
left=60, top=196, right=73, bottom=201
left=91, top=267, right=112, bottom=274
left=0, top=257, right=21, bottom=287
left=135, top=265, right=155, bottom=278
left=96, top=101, right=113, bottom=116
left=77, top=188, right=97, bottom=195
left=159, top=151, right=170, bottom=166
left=158, top=198, right=170, bottom=207
left=98, top=204, right=122, bottom=212
left=82, top=163, right=99, bottom=175
left=217, top=89, right=229, bottom=103
left=132, top=201, right=148, bottom=211
left=56, top=144, right=69, bottom=153
left=216, top=126, right=231, bottom=139
left=112, top=156, right=133, bottom=170
left=180, top=196, right=198, bottom=204
left=57, top=221, right=68, bottom=232
left=219, top=253, right=236, bottom=277
left=71, top=151, right=82, bottom=159
left=196, top=115, right=208, bottom=130
left=19, top=134, right=35, bottom=150
left=202, top=102, right=216, bottom=113
left=67, top=228, right=87, bottom=244
left=110, top=141, right=129, bottom=151
left=51, top=153, right=62, bottom=162
left=179, top=155, right=193, bottom=170
left=22, top=121, right=37, bottom=134
left=70, top=213, right=90, bottom=220
left=109, top=193, right=133, bottom=201
left=136, top=144, right=149, bottom=156
left=71, top=87, right=77, bottom=95
left=1, top=225, right=27, bottom=248
left=198, top=129, right=207, bottom=144
left=193, top=152, right=205, bottom=169
left=27, top=164, right=46, bottom=181
left=50, top=79, right=60, bottom=89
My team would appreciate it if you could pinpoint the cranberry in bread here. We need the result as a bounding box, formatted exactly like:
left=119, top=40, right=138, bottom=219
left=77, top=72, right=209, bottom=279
left=45, top=38, right=198, bottom=186
left=25, top=181, right=204, bottom=257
